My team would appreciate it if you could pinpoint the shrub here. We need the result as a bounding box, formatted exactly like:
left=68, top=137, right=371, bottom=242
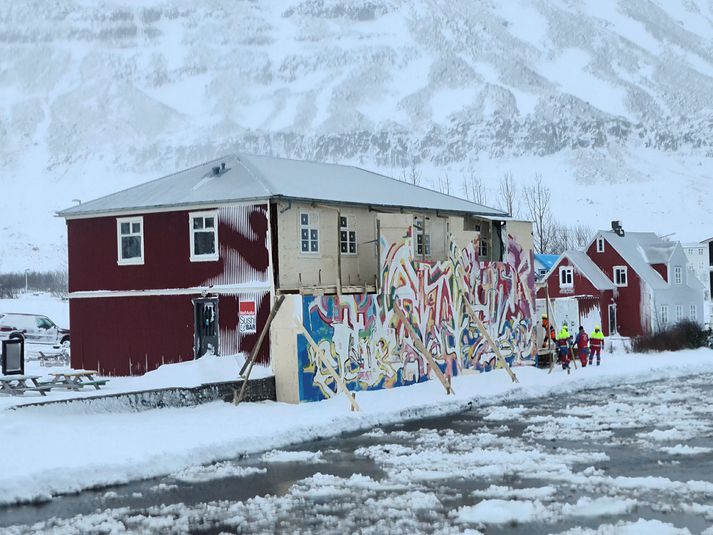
left=631, top=320, right=713, bottom=353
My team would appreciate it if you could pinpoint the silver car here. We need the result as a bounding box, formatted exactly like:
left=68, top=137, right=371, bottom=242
left=0, top=313, right=70, bottom=346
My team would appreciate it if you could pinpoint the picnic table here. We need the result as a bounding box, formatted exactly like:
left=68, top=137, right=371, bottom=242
left=49, top=370, right=108, bottom=391
left=0, top=375, right=52, bottom=396
left=37, top=349, right=70, bottom=367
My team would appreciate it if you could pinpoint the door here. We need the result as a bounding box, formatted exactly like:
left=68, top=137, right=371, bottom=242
left=608, top=304, right=617, bottom=335
left=194, top=298, right=219, bottom=358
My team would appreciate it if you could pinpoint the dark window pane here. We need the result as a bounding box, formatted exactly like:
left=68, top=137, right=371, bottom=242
left=349, top=231, right=356, bottom=242
left=301, top=213, right=309, bottom=225
left=121, top=236, right=141, bottom=259
left=301, top=240, right=309, bottom=252
left=193, top=218, right=203, bottom=230
left=417, top=234, right=422, bottom=244
left=301, top=229, right=309, bottom=240
left=310, top=241, right=318, bottom=252
left=310, top=229, right=318, bottom=240
left=349, top=243, right=356, bottom=254
left=341, top=243, right=348, bottom=253
left=131, top=223, right=141, bottom=234
left=204, top=217, right=214, bottom=228
left=120, top=222, right=130, bottom=235
left=194, top=231, right=215, bottom=256
left=340, top=231, right=347, bottom=241
left=340, top=216, right=347, bottom=228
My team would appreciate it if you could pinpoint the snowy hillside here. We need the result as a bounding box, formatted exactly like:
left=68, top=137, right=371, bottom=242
left=2, top=0, right=713, bottom=271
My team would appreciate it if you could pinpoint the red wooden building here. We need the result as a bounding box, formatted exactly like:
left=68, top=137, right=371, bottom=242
left=538, top=227, right=706, bottom=337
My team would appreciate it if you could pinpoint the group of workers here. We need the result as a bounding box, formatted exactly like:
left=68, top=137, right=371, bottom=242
left=541, top=314, right=605, bottom=373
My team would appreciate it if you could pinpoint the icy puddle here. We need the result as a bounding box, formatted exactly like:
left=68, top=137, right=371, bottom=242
left=4, top=374, right=713, bottom=534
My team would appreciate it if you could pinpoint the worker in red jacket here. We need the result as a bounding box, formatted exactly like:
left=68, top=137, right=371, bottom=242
left=541, top=314, right=556, bottom=348
left=574, top=326, right=589, bottom=367
left=589, top=326, right=605, bottom=366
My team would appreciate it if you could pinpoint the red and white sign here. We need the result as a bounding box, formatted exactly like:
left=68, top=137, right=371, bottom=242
left=239, top=299, right=257, bottom=334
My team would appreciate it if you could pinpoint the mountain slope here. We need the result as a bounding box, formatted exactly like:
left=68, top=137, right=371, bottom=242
left=1, top=0, right=712, bottom=271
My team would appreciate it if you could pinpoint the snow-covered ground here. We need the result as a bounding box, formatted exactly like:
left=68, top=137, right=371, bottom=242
left=0, top=347, right=712, bottom=510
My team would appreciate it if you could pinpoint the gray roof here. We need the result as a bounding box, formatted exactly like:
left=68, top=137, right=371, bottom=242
left=562, top=250, right=615, bottom=291
left=598, top=231, right=671, bottom=290
left=58, top=153, right=507, bottom=218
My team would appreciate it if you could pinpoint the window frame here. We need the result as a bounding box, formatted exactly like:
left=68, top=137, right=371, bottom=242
left=690, top=304, right=697, bottom=321
left=339, top=215, right=357, bottom=256
left=660, top=304, right=669, bottom=326
left=116, top=216, right=144, bottom=266
left=596, top=237, right=605, bottom=253
left=675, top=304, right=683, bottom=323
left=673, top=265, right=682, bottom=285
left=299, top=211, right=320, bottom=255
left=613, top=265, right=628, bottom=287
left=189, top=210, right=219, bottom=262
left=559, top=266, right=574, bottom=288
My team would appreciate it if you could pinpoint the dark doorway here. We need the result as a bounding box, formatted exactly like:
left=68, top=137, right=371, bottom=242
left=194, top=298, right=219, bottom=358
left=608, top=304, right=617, bottom=335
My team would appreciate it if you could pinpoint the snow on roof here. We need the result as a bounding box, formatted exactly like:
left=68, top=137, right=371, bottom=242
left=561, top=250, right=615, bottom=291
left=598, top=231, right=673, bottom=290
left=58, top=153, right=507, bottom=218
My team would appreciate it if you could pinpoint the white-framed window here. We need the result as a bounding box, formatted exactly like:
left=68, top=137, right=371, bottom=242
left=413, top=217, right=430, bottom=257
left=690, top=304, right=697, bottom=321
left=675, top=304, right=683, bottom=323
left=189, top=211, right=219, bottom=262
left=559, top=266, right=573, bottom=288
left=673, top=266, right=682, bottom=285
left=479, top=237, right=488, bottom=258
left=660, top=304, right=669, bottom=326
left=300, top=211, right=319, bottom=254
left=116, top=216, right=144, bottom=265
left=613, top=266, right=628, bottom=287
left=596, top=237, right=605, bottom=253
left=339, top=216, right=357, bottom=255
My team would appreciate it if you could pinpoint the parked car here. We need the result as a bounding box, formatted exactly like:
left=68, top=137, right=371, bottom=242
left=0, top=313, right=70, bottom=346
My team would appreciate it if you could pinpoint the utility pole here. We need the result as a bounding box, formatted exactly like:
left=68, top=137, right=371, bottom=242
left=25, top=268, right=29, bottom=293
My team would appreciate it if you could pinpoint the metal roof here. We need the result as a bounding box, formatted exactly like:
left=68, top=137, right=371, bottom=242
left=58, top=153, right=507, bottom=218
left=562, top=250, right=616, bottom=291
left=597, top=231, right=672, bottom=290
left=534, top=254, right=560, bottom=271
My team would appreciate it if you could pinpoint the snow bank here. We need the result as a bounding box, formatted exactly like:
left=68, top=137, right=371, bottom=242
left=0, top=348, right=712, bottom=506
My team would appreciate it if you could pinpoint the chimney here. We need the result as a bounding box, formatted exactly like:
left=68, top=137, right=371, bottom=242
left=212, top=166, right=220, bottom=175
left=611, top=220, right=625, bottom=237
left=221, top=162, right=226, bottom=172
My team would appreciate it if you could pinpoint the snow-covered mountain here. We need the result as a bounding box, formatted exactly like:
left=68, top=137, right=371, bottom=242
left=2, top=0, right=712, bottom=271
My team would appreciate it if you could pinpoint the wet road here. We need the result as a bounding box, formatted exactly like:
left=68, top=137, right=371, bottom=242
left=4, top=374, right=713, bottom=534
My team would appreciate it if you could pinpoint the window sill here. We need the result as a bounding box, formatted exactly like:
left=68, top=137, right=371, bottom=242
left=117, top=259, right=144, bottom=266
left=190, top=255, right=219, bottom=263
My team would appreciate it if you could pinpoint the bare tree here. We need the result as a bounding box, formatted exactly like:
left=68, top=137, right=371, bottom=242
left=550, top=222, right=572, bottom=254
left=399, top=157, right=422, bottom=186
left=573, top=223, right=594, bottom=249
left=498, top=171, right=517, bottom=216
left=436, top=172, right=451, bottom=195
left=523, top=173, right=554, bottom=254
left=463, top=168, right=487, bottom=205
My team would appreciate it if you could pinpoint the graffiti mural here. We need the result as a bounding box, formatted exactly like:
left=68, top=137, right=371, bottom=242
left=297, top=231, right=537, bottom=402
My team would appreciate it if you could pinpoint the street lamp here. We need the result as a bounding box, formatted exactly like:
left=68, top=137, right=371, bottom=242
left=24, top=268, right=29, bottom=293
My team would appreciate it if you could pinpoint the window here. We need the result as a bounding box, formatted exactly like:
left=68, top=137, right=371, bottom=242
left=413, top=217, right=430, bottom=257
left=339, top=216, right=357, bottom=255
left=479, top=237, right=488, bottom=258
left=596, top=237, right=605, bottom=253
left=189, top=211, right=219, bottom=261
left=699, top=248, right=704, bottom=255
left=690, top=304, right=697, bottom=321
left=300, top=212, right=319, bottom=254
left=673, top=266, right=682, bottom=285
left=559, top=266, right=573, bottom=288
left=117, top=217, right=144, bottom=265
left=613, top=266, right=628, bottom=287
left=660, top=305, right=669, bottom=326
left=675, top=304, right=683, bottom=323
left=36, top=317, right=54, bottom=330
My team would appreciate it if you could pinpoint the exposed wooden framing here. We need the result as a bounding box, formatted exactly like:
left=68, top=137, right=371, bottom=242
left=391, top=300, right=454, bottom=395
left=295, top=320, right=361, bottom=411
left=375, top=218, right=381, bottom=295
left=421, top=215, right=427, bottom=262
left=336, top=209, right=343, bottom=298
left=234, top=295, right=286, bottom=405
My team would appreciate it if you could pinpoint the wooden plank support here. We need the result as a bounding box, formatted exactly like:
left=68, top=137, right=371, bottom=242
left=295, top=321, right=361, bottom=412
left=391, top=300, right=454, bottom=395
left=336, top=210, right=342, bottom=299
left=234, top=294, right=285, bottom=405
left=453, top=265, right=519, bottom=383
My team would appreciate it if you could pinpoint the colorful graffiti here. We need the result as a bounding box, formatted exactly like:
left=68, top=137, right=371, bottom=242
left=298, top=231, right=537, bottom=402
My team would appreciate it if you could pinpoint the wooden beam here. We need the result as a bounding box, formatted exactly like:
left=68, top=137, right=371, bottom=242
left=234, top=295, right=285, bottom=405
left=295, top=321, right=360, bottom=412
left=391, top=300, right=454, bottom=395
left=451, top=257, right=519, bottom=383
left=336, top=210, right=342, bottom=299
left=375, top=218, right=381, bottom=295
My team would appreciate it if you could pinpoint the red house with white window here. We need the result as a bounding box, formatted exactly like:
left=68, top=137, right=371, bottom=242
left=539, top=226, right=706, bottom=337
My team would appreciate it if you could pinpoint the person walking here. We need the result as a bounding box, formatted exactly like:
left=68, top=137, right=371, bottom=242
left=541, top=314, right=556, bottom=348
left=589, top=326, right=605, bottom=366
left=556, top=324, right=572, bottom=373
left=574, top=326, right=589, bottom=367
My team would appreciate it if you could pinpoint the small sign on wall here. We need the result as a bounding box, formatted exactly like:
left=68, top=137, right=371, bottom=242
left=239, top=299, right=257, bottom=334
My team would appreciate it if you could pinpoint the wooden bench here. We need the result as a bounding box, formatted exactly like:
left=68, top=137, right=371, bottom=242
left=0, top=375, right=52, bottom=396
left=37, top=351, right=70, bottom=367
